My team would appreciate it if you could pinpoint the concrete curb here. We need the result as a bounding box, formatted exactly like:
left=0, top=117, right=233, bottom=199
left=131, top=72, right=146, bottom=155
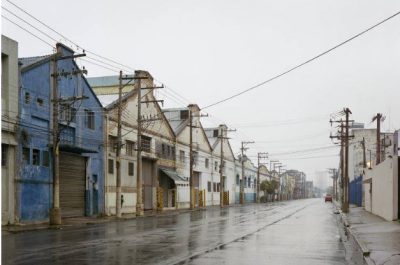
left=334, top=202, right=374, bottom=265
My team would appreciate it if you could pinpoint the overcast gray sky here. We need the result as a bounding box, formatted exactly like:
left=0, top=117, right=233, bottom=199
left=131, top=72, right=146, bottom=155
left=3, top=0, right=400, bottom=186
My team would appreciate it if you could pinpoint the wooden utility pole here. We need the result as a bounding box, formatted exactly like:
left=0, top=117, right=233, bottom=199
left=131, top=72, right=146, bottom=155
left=50, top=55, right=61, bottom=225
left=189, top=110, right=194, bottom=209
left=135, top=73, right=144, bottom=216
left=373, top=113, right=382, bottom=165
left=188, top=105, right=208, bottom=209
left=49, top=49, right=86, bottom=225
left=343, top=108, right=351, bottom=213
left=240, top=141, right=254, bottom=204
left=116, top=70, right=123, bottom=218
left=257, top=152, right=268, bottom=203
left=220, top=128, right=224, bottom=208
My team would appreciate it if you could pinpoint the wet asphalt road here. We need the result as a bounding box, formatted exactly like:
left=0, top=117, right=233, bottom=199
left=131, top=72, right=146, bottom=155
left=3, top=199, right=349, bottom=265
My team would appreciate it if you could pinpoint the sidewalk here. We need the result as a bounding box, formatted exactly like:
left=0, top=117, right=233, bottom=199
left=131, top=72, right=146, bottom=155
left=341, top=205, right=400, bottom=265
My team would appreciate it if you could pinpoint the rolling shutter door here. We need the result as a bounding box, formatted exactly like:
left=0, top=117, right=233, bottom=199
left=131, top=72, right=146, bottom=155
left=142, top=159, right=153, bottom=210
left=60, top=153, right=86, bottom=217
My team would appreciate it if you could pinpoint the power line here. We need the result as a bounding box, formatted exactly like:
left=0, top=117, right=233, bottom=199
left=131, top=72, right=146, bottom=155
left=201, top=10, right=400, bottom=110
left=2, top=15, right=54, bottom=48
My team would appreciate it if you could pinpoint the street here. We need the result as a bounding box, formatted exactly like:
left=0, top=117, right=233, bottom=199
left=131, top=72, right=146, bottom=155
left=2, top=199, right=357, bottom=265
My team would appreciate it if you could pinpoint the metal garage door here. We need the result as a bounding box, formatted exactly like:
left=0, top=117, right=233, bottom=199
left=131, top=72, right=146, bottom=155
left=60, top=153, right=86, bottom=217
left=142, top=159, right=153, bottom=210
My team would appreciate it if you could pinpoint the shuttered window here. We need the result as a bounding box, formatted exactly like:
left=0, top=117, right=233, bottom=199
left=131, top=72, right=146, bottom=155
left=128, top=162, right=134, bottom=176
left=108, top=159, right=114, bottom=174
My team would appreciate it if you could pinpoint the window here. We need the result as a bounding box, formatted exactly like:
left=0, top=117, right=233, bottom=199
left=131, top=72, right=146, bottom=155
left=42, top=150, right=49, bottom=167
left=180, top=110, right=189, bottom=120
left=214, top=161, right=218, bottom=171
left=24, top=92, right=30, bottom=104
left=213, top=182, right=217, bottom=192
left=2, top=144, right=7, bottom=167
left=205, top=158, right=209, bottom=168
left=85, top=109, right=95, bottom=129
left=37, top=97, right=44, bottom=107
left=179, top=150, right=185, bottom=163
left=60, top=105, right=77, bottom=123
left=236, top=174, right=240, bottom=185
left=141, top=135, right=151, bottom=153
left=213, top=129, right=219, bottom=137
left=126, top=140, right=135, bottom=156
left=108, top=135, right=118, bottom=153
left=108, top=159, right=114, bottom=174
left=248, top=178, right=251, bottom=188
left=161, top=143, right=165, bottom=155
left=128, top=162, right=134, bottom=176
left=217, top=183, right=220, bottom=192
left=207, top=181, right=212, bottom=192
left=32, top=149, right=40, bottom=166
left=23, top=147, right=30, bottom=164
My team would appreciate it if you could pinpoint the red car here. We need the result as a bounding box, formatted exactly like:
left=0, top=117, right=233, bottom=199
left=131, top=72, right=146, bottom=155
left=325, top=194, right=333, bottom=202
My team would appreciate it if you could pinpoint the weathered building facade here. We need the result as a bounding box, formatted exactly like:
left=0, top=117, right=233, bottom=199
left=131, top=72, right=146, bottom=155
left=2, top=35, right=19, bottom=225
left=17, top=43, right=104, bottom=222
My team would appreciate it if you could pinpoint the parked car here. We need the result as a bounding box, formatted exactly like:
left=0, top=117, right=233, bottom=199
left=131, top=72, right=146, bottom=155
left=325, top=194, right=332, bottom=202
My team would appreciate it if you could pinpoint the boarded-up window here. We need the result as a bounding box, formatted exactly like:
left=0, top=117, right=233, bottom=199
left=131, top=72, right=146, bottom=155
left=108, top=159, right=114, bottom=174
left=128, top=162, right=134, bottom=176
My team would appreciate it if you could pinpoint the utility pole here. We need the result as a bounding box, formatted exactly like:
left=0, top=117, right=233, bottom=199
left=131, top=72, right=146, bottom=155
left=188, top=106, right=208, bottom=209
left=330, top=108, right=354, bottom=214
left=240, top=141, right=254, bottom=204
left=116, top=71, right=123, bottom=218
left=343, top=108, right=351, bottom=213
left=125, top=71, right=163, bottom=217
left=189, top=110, right=194, bottom=209
left=373, top=113, right=383, bottom=165
left=220, top=129, right=224, bottom=208
left=257, top=152, right=268, bottom=203
left=49, top=49, right=86, bottom=225
left=135, top=73, right=144, bottom=217
left=50, top=55, right=61, bottom=225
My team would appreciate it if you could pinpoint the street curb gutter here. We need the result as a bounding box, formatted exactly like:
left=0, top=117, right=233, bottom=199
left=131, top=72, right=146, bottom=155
left=335, top=203, right=374, bottom=265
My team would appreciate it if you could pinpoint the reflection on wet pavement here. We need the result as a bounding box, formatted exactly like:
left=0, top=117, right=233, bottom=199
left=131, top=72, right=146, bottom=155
left=2, top=199, right=347, bottom=265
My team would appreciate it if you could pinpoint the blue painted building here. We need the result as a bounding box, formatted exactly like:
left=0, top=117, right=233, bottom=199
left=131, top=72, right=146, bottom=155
left=17, top=43, right=104, bottom=223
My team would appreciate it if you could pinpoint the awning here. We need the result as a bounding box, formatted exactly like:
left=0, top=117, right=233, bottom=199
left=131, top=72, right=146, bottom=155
left=59, top=144, right=98, bottom=154
left=160, top=168, right=188, bottom=184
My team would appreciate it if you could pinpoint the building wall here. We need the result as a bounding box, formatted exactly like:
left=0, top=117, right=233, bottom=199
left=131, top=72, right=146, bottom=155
left=364, top=154, right=398, bottom=221
left=1, top=35, right=18, bottom=225
left=17, top=44, right=104, bottom=223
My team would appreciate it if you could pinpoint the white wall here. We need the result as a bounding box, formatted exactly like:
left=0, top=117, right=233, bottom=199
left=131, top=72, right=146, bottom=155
left=364, top=156, right=398, bottom=221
